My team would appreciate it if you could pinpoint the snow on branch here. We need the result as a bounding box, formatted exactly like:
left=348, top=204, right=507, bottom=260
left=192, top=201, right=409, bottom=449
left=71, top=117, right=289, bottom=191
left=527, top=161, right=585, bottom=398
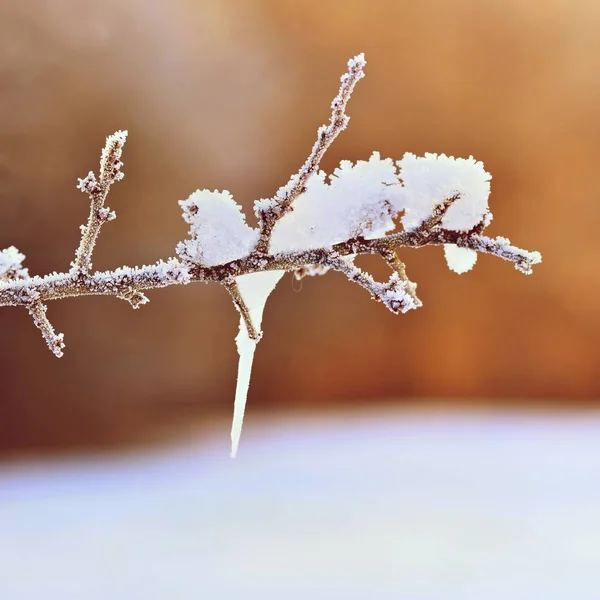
left=0, top=54, right=542, bottom=456
left=255, top=52, right=366, bottom=253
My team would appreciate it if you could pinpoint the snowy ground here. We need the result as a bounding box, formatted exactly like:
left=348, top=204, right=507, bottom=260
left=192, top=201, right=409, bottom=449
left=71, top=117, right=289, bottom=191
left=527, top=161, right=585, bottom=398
left=1, top=408, right=600, bottom=599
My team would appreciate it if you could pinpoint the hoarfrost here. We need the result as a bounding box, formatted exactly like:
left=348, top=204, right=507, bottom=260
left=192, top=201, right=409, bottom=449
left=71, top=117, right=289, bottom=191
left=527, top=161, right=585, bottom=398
left=230, top=269, right=285, bottom=458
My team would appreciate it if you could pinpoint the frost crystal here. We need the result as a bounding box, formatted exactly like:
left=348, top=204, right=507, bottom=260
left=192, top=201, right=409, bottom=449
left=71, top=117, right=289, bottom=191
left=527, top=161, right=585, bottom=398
left=176, top=190, right=259, bottom=266
left=231, top=270, right=285, bottom=457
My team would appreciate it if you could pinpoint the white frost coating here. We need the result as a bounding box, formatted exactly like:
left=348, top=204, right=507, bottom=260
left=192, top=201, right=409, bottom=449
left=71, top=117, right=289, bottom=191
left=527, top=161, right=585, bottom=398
left=231, top=270, right=285, bottom=458
left=270, top=153, right=402, bottom=253
left=176, top=190, right=258, bottom=266
left=397, top=153, right=491, bottom=231
left=444, top=245, right=478, bottom=274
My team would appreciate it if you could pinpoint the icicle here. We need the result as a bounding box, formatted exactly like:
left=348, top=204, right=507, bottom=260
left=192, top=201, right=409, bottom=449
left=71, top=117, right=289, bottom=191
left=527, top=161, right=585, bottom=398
left=230, top=270, right=285, bottom=457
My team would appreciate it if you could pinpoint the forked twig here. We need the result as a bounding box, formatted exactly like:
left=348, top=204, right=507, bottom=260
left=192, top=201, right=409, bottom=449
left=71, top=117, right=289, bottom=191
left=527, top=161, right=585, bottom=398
left=255, top=54, right=366, bottom=253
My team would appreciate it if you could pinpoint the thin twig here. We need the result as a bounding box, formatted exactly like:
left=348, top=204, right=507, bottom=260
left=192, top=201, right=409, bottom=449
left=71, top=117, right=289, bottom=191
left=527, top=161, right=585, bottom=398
left=27, top=302, right=65, bottom=357
left=380, top=248, right=420, bottom=306
left=71, top=130, right=126, bottom=272
left=225, top=281, right=262, bottom=341
left=255, top=53, right=366, bottom=253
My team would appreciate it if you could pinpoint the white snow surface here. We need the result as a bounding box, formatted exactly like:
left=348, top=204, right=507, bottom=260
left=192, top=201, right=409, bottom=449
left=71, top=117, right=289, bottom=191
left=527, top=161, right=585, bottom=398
left=444, top=244, right=479, bottom=274
left=1, top=409, right=600, bottom=600
left=397, top=152, right=491, bottom=231
left=176, top=189, right=258, bottom=266
left=231, top=270, right=285, bottom=457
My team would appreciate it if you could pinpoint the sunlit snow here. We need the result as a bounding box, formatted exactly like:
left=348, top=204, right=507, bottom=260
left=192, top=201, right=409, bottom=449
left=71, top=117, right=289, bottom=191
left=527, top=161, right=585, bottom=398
left=1, top=410, right=599, bottom=600
left=176, top=189, right=259, bottom=266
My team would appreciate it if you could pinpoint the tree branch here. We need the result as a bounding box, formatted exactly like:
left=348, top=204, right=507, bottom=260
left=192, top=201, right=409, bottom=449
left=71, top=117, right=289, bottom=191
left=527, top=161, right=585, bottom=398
left=27, top=302, right=65, bottom=358
left=71, top=130, right=126, bottom=272
left=0, top=224, right=541, bottom=310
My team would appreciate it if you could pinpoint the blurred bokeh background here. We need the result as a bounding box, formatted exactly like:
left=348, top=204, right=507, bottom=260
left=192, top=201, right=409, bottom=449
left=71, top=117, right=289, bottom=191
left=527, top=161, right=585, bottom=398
left=1, top=1, right=600, bottom=597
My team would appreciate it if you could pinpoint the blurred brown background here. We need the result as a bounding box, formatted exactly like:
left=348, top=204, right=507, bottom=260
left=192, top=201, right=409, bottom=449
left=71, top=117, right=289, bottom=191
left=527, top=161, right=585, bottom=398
left=0, top=0, right=598, bottom=455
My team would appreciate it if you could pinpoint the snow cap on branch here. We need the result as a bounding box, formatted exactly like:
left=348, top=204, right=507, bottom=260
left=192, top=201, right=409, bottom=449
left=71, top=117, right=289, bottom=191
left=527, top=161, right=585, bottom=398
left=176, top=190, right=259, bottom=266
left=397, top=153, right=491, bottom=231
left=270, top=152, right=401, bottom=253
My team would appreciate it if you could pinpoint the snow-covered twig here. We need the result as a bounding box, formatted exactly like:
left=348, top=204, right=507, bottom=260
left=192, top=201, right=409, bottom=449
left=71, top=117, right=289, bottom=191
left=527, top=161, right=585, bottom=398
left=0, top=54, right=542, bottom=455
left=255, top=53, right=366, bottom=253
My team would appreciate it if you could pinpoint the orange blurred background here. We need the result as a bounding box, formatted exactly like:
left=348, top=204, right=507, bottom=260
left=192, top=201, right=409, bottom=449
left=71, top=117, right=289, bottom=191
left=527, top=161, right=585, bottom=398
left=0, top=0, right=598, bottom=455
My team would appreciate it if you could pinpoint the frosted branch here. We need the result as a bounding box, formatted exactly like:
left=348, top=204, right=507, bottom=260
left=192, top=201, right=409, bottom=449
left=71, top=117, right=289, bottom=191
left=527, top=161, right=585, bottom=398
left=328, top=254, right=421, bottom=314
left=0, top=53, right=542, bottom=455
left=225, top=281, right=262, bottom=341
left=72, top=130, right=126, bottom=272
left=28, top=302, right=65, bottom=358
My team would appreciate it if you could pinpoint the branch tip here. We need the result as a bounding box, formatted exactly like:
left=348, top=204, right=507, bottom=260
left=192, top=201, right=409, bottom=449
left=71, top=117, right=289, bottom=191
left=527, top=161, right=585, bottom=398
left=255, top=53, right=367, bottom=253
left=72, top=130, right=127, bottom=272
left=28, top=302, right=65, bottom=358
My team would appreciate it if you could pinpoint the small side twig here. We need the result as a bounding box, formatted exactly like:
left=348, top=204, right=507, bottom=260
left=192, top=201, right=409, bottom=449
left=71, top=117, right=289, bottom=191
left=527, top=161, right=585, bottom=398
left=328, top=254, right=420, bottom=314
left=28, top=302, right=65, bottom=358
left=225, top=281, right=262, bottom=341
left=72, top=130, right=127, bottom=273
left=380, top=248, right=420, bottom=307
left=255, top=53, right=366, bottom=253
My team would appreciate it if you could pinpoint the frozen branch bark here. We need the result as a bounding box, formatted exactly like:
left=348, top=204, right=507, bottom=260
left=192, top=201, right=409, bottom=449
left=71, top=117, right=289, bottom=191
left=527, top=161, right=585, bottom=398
left=72, top=130, right=126, bottom=273
left=0, top=54, right=542, bottom=455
